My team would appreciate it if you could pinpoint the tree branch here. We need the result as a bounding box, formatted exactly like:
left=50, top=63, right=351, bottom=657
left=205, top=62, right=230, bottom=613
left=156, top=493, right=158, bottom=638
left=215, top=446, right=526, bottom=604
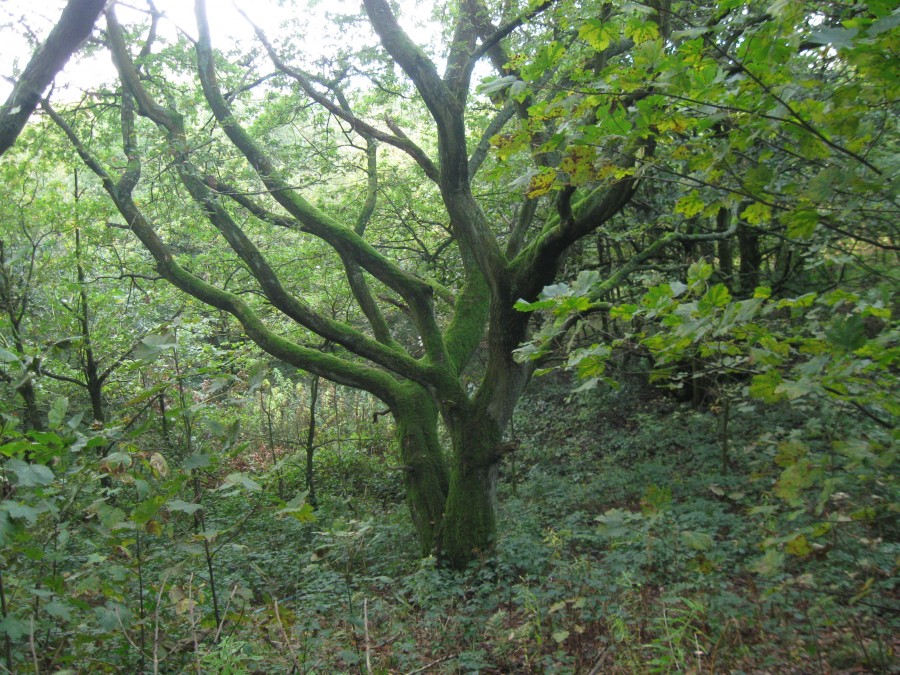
left=0, top=0, right=105, bottom=156
left=241, top=12, right=440, bottom=183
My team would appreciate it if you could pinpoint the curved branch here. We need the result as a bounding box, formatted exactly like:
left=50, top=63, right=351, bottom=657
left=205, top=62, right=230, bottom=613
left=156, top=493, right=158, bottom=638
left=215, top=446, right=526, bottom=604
left=46, top=102, right=404, bottom=405
left=241, top=12, right=440, bottom=183
left=0, top=0, right=105, bottom=156
left=193, top=0, right=453, bottom=369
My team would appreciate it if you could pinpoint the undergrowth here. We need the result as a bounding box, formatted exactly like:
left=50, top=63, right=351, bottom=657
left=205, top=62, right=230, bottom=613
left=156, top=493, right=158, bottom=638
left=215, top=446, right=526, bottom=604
left=190, top=374, right=897, bottom=673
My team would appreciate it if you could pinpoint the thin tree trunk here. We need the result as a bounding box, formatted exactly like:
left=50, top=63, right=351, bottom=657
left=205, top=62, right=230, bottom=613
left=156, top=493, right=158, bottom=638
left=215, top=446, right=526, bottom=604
left=304, top=374, right=319, bottom=509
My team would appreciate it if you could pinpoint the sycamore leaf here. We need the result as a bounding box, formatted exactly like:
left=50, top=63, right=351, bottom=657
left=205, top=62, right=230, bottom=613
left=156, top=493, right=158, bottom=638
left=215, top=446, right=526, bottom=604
left=782, top=207, right=818, bottom=239
left=476, top=74, right=518, bottom=96
left=0, top=617, right=29, bottom=640
left=610, top=304, right=638, bottom=320
left=7, top=459, right=54, bottom=487
left=625, top=18, right=659, bottom=44
left=2, top=500, right=43, bottom=524
left=700, top=283, right=731, bottom=310
left=149, top=453, right=169, bottom=477
left=133, top=331, right=176, bottom=362
left=222, top=472, right=261, bottom=492
left=168, top=499, right=203, bottom=516
left=131, top=496, right=166, bottom=525
left=741, top=202, right=771, bottom=225
left=183, top=453, right=211, bottom=470
left=808, top=27, right=859, bottom=49
left=826, top=314, right=866, bottom=351
left=47, top=397, right=68, bottom=430
left=579, top=19, right=616, bottom=51
left=751, top=548, right=784, bottom=576
left=774, top=460, right=818, bottom=503
left=675, top=190, right=705, bottom=218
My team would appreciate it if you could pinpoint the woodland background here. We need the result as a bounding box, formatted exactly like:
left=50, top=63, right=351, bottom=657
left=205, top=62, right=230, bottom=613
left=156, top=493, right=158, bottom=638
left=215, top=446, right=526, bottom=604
left=0, top=0, right=896, bottom=672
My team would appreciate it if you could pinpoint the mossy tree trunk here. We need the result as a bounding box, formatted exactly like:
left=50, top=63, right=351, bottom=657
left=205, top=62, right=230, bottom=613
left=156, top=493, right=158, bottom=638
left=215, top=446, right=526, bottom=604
left=392, top=383, right=449, bottom=556
left=438, top=406, right=503, bottom=567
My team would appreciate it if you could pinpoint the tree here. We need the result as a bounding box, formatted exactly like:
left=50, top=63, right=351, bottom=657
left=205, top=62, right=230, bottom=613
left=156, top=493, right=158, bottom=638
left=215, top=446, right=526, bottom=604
left=0, top=0, right=106, bottom=156
left=41, top=0, right=895, bottom=568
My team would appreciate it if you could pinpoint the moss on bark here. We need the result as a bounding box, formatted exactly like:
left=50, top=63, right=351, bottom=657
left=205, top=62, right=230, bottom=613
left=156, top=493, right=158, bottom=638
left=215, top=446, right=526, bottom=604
left=437, top=409, right=501, bottom=569
left=393, top=383, right=449, bottom=555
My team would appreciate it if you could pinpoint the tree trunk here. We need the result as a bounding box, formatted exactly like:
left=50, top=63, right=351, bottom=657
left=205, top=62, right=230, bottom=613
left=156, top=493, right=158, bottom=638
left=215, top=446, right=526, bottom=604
left=438, top=406, right=502, bottom=569
left=17, top=377, right=43, bottom=432
left=304, top=373, right=319, bottom=509
left=392, top=383, right=449, bottom=556
left=738, top=223, right=761, bottom=297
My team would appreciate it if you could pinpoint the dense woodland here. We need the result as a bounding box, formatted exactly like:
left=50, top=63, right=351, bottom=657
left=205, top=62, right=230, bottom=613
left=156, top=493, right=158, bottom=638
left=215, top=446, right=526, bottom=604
left=0, top=0, right=896, bottom=671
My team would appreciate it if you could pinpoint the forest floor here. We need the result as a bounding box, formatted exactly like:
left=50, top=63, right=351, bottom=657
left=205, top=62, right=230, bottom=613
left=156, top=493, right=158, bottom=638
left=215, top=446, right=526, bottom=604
left=207, top=373, right=897, bottom=674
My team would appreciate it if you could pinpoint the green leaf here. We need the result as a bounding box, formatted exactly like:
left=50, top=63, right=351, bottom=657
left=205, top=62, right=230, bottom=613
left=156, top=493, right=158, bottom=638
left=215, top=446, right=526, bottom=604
left=595, top=508, right=641, bottom=537
left=749, top=370, right=785, bottom=403
left=782, top=207, right=818, bottom=239
left=669, top=280, right=688, bottom=298
left=131, top=496, right=166, bottom=525
left=808, top=27, right=859, bottom=49
left=579, top=19, right=615, bottom=51
left=47, top=397, right=68, bottom=430
left=826, top=314, right=866, bottom=351
left=168, top=499, right=203, bottom=515
left=133, top=331, right=176, bottom=362
left=740, top=202, right=771, bottom=225
left=610, top=304, right=638, bottom=320
left=44, top=600, right=73, bottom=621
left=774, top=460, right=818, bottom=504
left=183, top=453, right=211, bottom=470
left=680, top=530, right=714, bottom=551
left=0, top=617, right=29, bottom=640
left=222, top=472, right=261, bottom=492
left=6, top=459, right=54, bottom=487
left=552, top=629, right=570, bottom=643
left=675, top=190, right=705, bottom=218
left=277, top=493, right=316, bottom=522
left=572, top=270, right=600, bottom=296
left=785, top=534, right=812, bottom=557
left=751, top=548, right=785, bottom=576
left=514, top=298, right=556, bottom=312
left=700, top=284, right=731, bottom=309
left=2, top=500, right=43, bottom=524
left=476, top=74, right=518, bottom=96
left=625, top=18, right=659, bottom=44
left=0, top=348, right=18, bottom=363
left=774, top=378, right=814, bottom=400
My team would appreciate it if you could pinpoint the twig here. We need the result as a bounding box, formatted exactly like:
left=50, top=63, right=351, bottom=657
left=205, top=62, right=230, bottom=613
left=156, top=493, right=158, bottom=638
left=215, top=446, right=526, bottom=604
left=405, top=654, right=456, bottom=674
left=273, top=597, right=302, bottom=673
left=212, top=584, right=240, bottom=644
left=364, top=598, right=373, bottom=675
left=153, top=569, right=173, bottom=675
left=189, top=575, right=200, bottom=674
left=29, top=617, right=38, bottom=674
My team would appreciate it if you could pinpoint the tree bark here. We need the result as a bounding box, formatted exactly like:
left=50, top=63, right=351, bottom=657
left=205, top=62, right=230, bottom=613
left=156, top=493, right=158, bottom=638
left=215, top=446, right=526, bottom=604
left=738, top=223, right=761, bottom=297
left=392, top=382, right=449, bottom=556
left=439, top=406, right=503, bottom=568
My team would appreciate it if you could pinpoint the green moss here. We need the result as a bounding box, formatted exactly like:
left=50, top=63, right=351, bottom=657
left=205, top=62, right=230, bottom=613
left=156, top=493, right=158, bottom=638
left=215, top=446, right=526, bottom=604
left=394, top=383, right=449, bottom=555
left=444, top=270, right=490, bottom=373
left=438, top=410, right=502, bottom=569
